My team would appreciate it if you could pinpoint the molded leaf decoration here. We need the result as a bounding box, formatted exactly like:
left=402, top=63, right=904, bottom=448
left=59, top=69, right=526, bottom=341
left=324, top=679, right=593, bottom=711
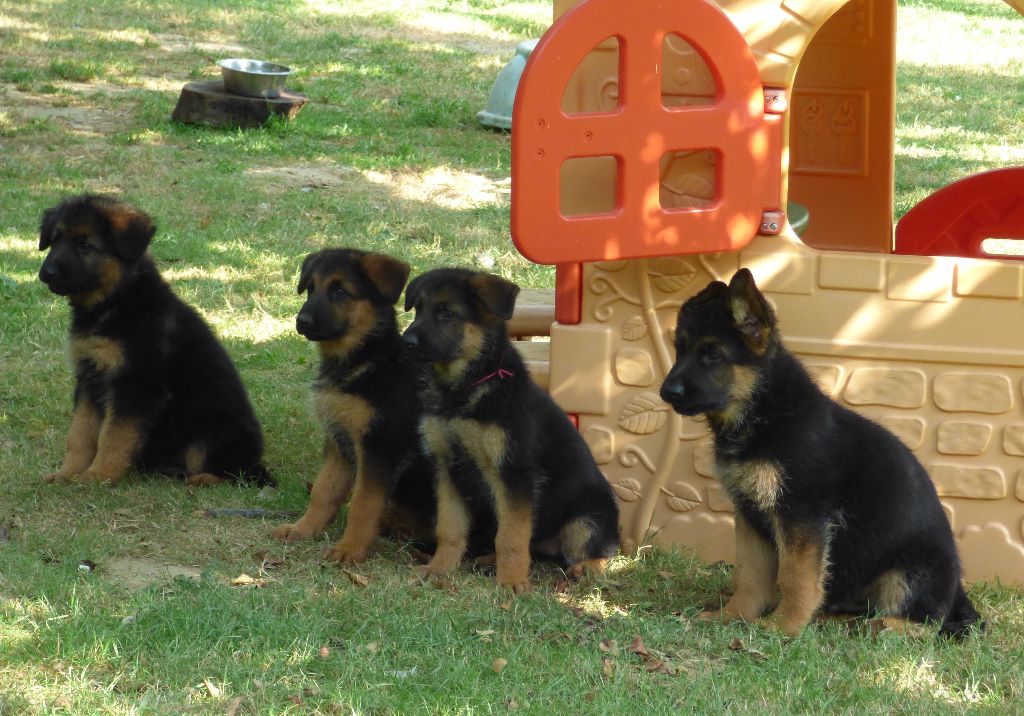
left=649, top=257, right=696, bottom=294
left=618, top=392, right=670, bottom=435
left=621, top=315, right=648, bottom=341
left=662, top=481, right=702, bottom=512
left=613, top=478, right=643, bottom=502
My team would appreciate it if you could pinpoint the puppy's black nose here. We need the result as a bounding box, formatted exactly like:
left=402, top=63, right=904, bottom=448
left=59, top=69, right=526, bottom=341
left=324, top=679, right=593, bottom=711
left=39, top=264, right=59, bottom=283
left=295, top=312, right=314, bottom=334
left=660, top=382, right=684, bottom=404
left=402, top=331, right=419, bottom=349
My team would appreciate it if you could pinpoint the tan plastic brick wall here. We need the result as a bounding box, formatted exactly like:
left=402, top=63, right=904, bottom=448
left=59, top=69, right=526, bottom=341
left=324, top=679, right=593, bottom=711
left=549, top=232, right=1024, bottom=585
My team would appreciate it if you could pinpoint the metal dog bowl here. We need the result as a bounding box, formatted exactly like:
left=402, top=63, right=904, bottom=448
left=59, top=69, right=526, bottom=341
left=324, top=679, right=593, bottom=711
left=218, top=59, right=292, bottom=98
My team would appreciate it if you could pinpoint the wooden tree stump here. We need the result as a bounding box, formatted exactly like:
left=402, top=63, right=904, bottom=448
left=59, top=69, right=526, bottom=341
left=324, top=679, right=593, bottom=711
left=171, top=81, right=307, bottom=129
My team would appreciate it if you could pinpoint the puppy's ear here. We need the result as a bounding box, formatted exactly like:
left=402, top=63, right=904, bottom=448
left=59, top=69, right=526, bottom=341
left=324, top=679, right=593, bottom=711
left=297, top=251, right=323, bottom=295
left=360, top=252, right=410, bottom=305
left=38, top=205, right=60, bottom=251
left=728, top=268, right=775, bottom=353
left=403, top=273, right=426, bottom=312
left=101, top=199, right=155, bottom=262
left=468, top=273, right=519, bottom=321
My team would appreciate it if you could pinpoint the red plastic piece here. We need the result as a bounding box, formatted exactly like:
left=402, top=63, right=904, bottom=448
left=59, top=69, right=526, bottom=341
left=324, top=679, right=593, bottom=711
left=511, top=0, right=782, bottom=265
left=894, top=168, right=1024, bottom=259
left=555, top=263, right=582, bottom=325
left=759, top=210, right=785, bottom=235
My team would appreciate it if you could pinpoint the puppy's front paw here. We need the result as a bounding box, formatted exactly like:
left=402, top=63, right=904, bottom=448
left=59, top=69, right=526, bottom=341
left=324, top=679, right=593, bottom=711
left=72, top=470, right=120, bottom=486
left=496, top=572, right=530, bottom=594
left=418, top=557, right=457, bottom=581
left=761, top=612, right=807, bottom=638
left=271, top=523, right=318, bottom=542
left=323, top=542, right=369, bottom=564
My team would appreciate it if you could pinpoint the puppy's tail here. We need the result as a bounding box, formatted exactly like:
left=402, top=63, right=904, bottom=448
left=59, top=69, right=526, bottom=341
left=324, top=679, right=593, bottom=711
left=939, top=584, right=984, bottom=640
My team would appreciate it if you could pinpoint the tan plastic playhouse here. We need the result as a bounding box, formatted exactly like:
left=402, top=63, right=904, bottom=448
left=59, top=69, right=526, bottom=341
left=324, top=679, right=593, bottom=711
left=506, top=0, right=1024, bottom=585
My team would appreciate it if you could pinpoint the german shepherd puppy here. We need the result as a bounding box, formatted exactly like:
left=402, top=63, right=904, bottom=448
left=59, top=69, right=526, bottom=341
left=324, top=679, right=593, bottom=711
left=660, top=269, right=981, bottom=638
left=38, top=194, right=269, bottom=487
left=403, top=268, right=620, bottom=592
left=272, top=249, right=434, bottom=563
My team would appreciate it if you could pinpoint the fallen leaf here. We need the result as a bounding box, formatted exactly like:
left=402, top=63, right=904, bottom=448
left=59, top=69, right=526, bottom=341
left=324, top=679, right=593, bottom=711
left=601, top=657, right=614, bottom=678
left=341, top=569, right=369, bottom=588
left=499, top=601, right=512, bottom=611
left=492, top=657, right=508, bottom=673
left=475, top=629, right=496, bottom=643
left=203, top=678, right=221, bottom=698
left=254, top=552, right=285, bottom=571
left=289, top=694, right=303, bottom=706
left=319, top=646, right=330, bottom=659
left=728, top=637, right=767, bottom=661
left=644, top=658, right=667, bottom=673
left=598, top=638, right=618, bottom=655
left=628, top=635, right=649, bottom=657
left=226, top=696, right=243, bottom=716
left=504, top=697, right=518, bottom=710
left=540, top=631, right=571, bottom=642
left=366, top=641, right=380, bottom=654
left=657, top=570, right=674, bottom=580
left=231, top=573, right=266, bottom=588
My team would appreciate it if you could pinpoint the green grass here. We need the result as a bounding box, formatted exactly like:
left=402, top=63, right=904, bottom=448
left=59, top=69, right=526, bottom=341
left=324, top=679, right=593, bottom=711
left=1, top=0, right=1023, bottom=713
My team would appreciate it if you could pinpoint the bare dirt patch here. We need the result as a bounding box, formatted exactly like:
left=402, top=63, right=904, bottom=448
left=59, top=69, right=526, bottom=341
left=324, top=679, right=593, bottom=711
left=0, top=86, right=134, bottom=135
left=103, top=557, right=203, bottom=590
left=244, top=163, right=511, bottom=210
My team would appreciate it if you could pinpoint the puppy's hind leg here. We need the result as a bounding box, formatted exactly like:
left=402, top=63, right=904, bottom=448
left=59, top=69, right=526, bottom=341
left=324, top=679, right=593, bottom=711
left=559, top=517, right=612, bottom=579
left=182, top=445, right=229, bottom=487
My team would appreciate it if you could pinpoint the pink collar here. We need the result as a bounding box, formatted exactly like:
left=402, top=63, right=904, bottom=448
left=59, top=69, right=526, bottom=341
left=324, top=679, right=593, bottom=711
left=473, top=367, right=514, bottom=387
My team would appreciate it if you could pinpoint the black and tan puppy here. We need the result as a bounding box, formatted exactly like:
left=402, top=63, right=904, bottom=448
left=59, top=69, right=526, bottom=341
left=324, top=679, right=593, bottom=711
left=38, top=194, right=269, bottom=487
left=403, top=268, right=620, bottom=592
left=660, top=269, right=981, bottom=638
left=272, top=249, right=434, bottom=563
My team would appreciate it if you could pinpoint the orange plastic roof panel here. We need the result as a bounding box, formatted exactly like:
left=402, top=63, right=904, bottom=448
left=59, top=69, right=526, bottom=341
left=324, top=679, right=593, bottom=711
left=511, top=0, right=781, bottom=265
